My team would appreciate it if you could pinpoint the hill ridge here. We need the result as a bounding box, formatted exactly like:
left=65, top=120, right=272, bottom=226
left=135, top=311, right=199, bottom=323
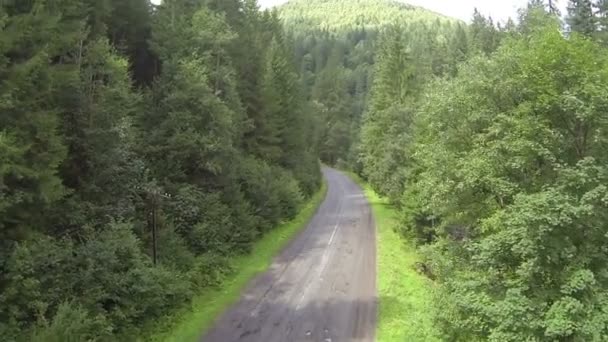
left=278, top=0, right=455, bottom=32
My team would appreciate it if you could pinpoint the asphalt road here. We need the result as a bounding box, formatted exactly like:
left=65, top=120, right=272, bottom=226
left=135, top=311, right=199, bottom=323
left=202, top=167, right=377, bottom=342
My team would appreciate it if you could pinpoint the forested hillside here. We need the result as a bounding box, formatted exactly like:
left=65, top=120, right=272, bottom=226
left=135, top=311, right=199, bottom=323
left=0, top=0, right=321, bottom=340
left=279, top=0, right=482, bottom=168
left=280, top=0, right=446, bottom=32
left=315, top=0, right=608, bottom=340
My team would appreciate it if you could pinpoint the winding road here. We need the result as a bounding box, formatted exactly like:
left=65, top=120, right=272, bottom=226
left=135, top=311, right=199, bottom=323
left=202, top=167, right=377, bottom=342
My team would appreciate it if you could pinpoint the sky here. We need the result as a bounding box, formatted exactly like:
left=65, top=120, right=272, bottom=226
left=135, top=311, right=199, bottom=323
left=258, top=0, right=568, bottom=23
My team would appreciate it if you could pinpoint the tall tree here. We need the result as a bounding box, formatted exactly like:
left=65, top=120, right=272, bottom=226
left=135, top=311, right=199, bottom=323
left=144, top=2, right=240, bottom=188
left=359, top=27, right=421, bottom=202
left=0, top=0, right=79, bottom=251
left=596, top=0, right=608, bottom=42
left=469, top=8, right=502, bottom=55
left=548, top=0, right=560, bottom=14
left=567, top=0, right=597, bottom=35
left=409, top=21, right=608, bottom=341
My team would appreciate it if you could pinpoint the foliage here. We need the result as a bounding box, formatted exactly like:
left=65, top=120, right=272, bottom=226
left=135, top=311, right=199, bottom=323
left=415, top=25, right=608, bottom=340
left=353, top=2, right=608, bottom=340
left=29, top=302, right=112, bottom=342
left=0, top=0, right=322, bottom=340
left=280, top=0, right=453, bottom=33
left=282, top=0, right=608, bottom=340
left=281, top=0, right=461, bottom=170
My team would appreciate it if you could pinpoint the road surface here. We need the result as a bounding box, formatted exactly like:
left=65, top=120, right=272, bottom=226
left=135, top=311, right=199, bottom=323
left=202, top=167, right=377, bottom=342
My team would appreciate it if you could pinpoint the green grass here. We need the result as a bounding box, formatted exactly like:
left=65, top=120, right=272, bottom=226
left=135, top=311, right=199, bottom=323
left=346, top=173, right=441, bottom=342
left=146, top=181, right=328, bottom=342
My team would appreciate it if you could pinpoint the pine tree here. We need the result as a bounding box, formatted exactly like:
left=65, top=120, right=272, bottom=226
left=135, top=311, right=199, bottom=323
left=596, top=0, right=608, bottom=42
left=0, top=0, right=84, bottom=241
left=469, top=9, right=501, bottom=55
left=447, top=23, right=470, bottom=76
left=106, top=0, right=156, bottom=85
left=313, top=44, right=354, bottom=165
left=567, top=0, right=597, bottom=35
left=359, top=28, right=417, bottom=201
left=52, top=38, right=142, bottom=230
left=548, top=0, right=560, bottom=14
left=143, top=2, right=239, bottom=188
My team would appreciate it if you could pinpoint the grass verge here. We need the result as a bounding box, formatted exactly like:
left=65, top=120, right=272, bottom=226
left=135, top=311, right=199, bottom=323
left=345, top=173, right=441, bottom=342
left=147, top=181, right=328, bottom=342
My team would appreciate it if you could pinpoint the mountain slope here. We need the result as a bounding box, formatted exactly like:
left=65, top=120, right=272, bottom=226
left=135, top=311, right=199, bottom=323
left=278, top=0, right=464, bottom=167
left=279, top=0, right=454, bottom=32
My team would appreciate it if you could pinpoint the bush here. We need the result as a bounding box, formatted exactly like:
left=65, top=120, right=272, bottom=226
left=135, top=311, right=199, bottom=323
left=168, top=186, right=251, bottom=254
left=74, top=223, right=192, bottom=331
left=187, top=253, right=234, bottom=290
left=29, top=302, right=112, bottom=342
left=1, top=223, right=192, bottom=337
left=399, top=184, right=437, bottom=245
left=1, top=235, right=76, bottom=330
left=157, top=224, right=196, bottom=271
left=290, top=152, right=322, bottom=197
left=272, top=166, right=304, bottom=220
left=239, top=157, right=304, bottom=230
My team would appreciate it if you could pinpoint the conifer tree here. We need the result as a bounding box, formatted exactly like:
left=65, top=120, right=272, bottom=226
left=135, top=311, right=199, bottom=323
left=568, top=0, right=597, bottom=35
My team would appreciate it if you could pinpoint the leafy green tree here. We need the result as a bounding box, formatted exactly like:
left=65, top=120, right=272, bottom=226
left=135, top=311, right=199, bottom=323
left=29, top=302, right=111, bottom=342
left=412, top=23, right=608, bottom=341
left=1, top=223, right=191, bottom=336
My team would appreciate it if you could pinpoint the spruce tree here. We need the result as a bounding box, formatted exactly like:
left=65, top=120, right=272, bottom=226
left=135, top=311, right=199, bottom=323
left=144, top=2, right=239, bottom=188
left=359, top=28, right=416, bottom=201
left=567, top=0, right=597, bottom=35
left=0, top=0, right=82, bottom=241
left=596, top=0, right=608, bottom=42
left=469, top=9, right=501, bottom=55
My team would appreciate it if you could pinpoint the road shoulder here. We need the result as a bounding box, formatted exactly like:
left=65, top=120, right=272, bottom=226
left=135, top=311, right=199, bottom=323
left=345, top=173, right=442, bottom=342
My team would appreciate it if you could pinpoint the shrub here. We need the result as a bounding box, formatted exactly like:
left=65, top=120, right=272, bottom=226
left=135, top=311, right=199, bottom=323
left=168, top=186, right=243, bottom=254
left=239, top=157, right=304, bottom=230
left=29, top=302, right=112, bottom=342
left=1, top=223, right=192, bottom=337
left=187, top=253, right=234, bottom=290
left=157, top=224, right=196, bottom=271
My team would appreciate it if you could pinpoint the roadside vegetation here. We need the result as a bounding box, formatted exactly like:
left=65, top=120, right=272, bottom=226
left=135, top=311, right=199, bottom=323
left=357, top=3, right=608, bottom=340
left=0, top=1, right=322, bottom=340
left=147, top=181, right=327, bottom=341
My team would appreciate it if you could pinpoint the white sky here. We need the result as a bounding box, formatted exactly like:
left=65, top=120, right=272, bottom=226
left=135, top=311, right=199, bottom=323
left=259, top=0, right=568, bottom=23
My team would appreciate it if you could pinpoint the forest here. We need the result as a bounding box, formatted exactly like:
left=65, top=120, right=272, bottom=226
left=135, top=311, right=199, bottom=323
left=0, top=0, right=321, bottom=340
left=291, top=0, right=608, bottom=340
left=2, top=0, right=608, bottom=340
